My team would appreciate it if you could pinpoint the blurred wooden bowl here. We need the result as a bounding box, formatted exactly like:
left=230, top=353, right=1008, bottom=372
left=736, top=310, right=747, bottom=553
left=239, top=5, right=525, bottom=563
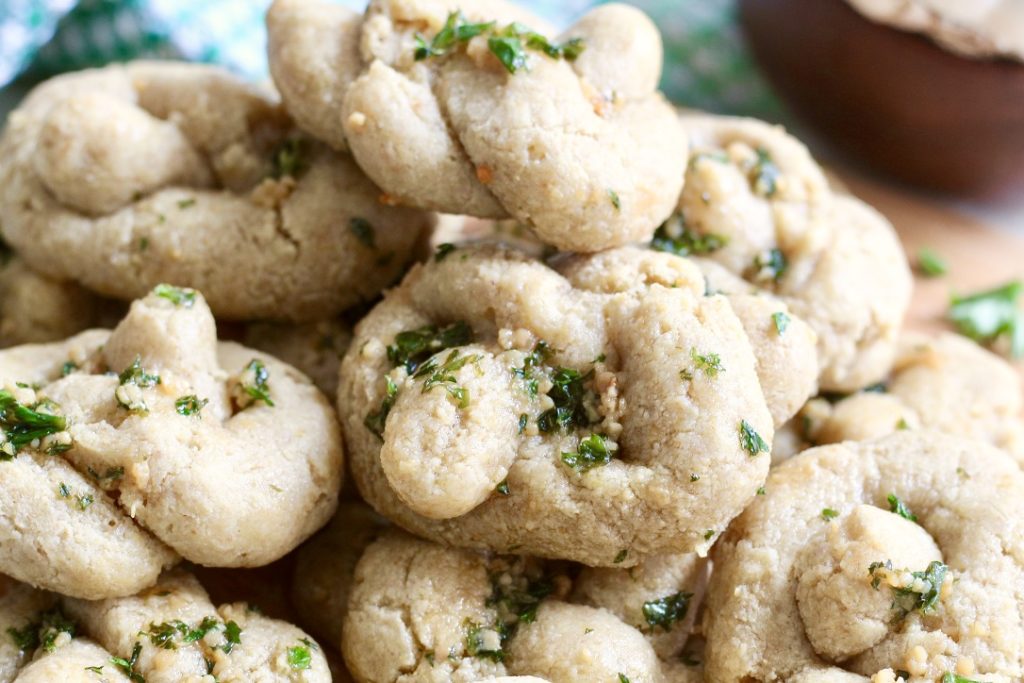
left=739, top=0, right=1024, bottom=200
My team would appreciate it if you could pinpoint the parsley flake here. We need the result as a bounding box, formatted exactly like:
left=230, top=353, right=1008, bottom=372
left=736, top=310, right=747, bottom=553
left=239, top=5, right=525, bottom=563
left=650, top=215, right=727, bottom=257
left=0, top=390, right=68, bottom=459
left=738, top=420, right=769, bottom=456
left=821, top=508, right=839, bottom=521
left=434, top=243, right=457, bottom=262
left=364, top=376, right=398, bottom=440
left=561, top=433, right=613, bottom=472
left=414, top=349, right=480, bottom=408
left=287, top=644, right=312, bottom=670
left=174, top=395, right=207, bottom=417
left=608, top=189, right=621, bottom=210
left=238, top=359, right=274, bottom=408
left=387, top=321, right=472, bottom=373
left=152, top=284, right=196, bottom=308
left=772, top=311, right=790, bottom=335
left=917, top=247, right=948, bottom=277
left=887, top=493, right=917, bottom=522
left=641, top=591, right=692, bottom=632
left=949, top=280, right=1023, bottom=358
left=110, top=642, right=145, bottom=682
left=270, top=138, right=306, bottom=179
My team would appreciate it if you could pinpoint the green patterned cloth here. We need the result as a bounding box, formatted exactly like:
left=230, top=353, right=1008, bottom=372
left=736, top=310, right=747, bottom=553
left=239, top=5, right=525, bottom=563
left=0, top=0, right=781, bottom=120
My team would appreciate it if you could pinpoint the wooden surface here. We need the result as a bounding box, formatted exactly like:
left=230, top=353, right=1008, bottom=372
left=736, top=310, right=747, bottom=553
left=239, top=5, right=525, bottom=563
left=838, top=169, right=1024, bottom=379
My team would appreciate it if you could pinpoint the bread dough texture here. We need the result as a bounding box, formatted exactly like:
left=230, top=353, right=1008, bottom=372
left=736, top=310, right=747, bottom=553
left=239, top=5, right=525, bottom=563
left=0, top=253, right=106, bottom=349
left=342, top=529, right=706, bottom=683
left=672, top=113, right=912, bottom=392
left=266, top=0, right=687, bottom=252
left=338, top=243, right=774, bottom=566
left=0, top=571, right=330, bottom=682
left=790, top=333, right=1024, bottom=464
left=290, top=501, right=389, bottom=649
left=0, top=61, right=432, bottom=322
left=704, top=430, right=1024, bottom=682
left=0, top=286, right=343, bottom=599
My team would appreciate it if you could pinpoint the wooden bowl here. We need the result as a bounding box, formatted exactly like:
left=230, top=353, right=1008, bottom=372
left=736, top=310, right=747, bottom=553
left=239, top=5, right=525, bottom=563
left=739, top=0, right=1024, bottom=200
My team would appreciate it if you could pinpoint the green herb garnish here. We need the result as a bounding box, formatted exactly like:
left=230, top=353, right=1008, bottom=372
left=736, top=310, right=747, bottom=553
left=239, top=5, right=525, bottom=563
left=464, top=621, right=505, bottom=662
left=751, top=248, right=787, bottom=282
left=749, top=147, right=780, bottom=197
left=270, top=137, right=306, bottom=179
left=152, top=284, right=196, bottom=308
left=222, top=621, right=241, bottom=654
left=414, top=11, right=494, bottom=60
left=111, top=642, right=145, bottom=682
left=495, top=479, right=510, bottom=496
left=239, top=359, right=274, bottom=407
left=537, top=366, right=597, bottom=433
left=614, top=549, right=628, bottom=563
left=641, top=591, right=692, bottom=632
left=435, top=243, right=457, bottom=262
left=772, top=311, right=790, bottom=335
left=650, top=215, right=727, bottom=257
left=387, top=321, right=472, bottom=373
left=0, top=390, right=67, bottom=458
left=821, top=508, right=839, bottom=521
left=287, top=644, right=312, bottom=670
left=738, top=420, right=769, bottom=456
left=364, top=376, right=398, bottom=440
left=690, top=348, right=724, bottom=378
left=869, top=560, right=949, bottom=618
left=414, top=349, right=480, bottom=408
left=917, top=247, right=948, bottom=277
left=949, top=280, right=1023, bottom=358
left=174, top=395, right=207, bottom=417
left=887, top=493, right=917, bottom=522
left=941, top=674, right=982, bottom=683
left=561, top=433, right=612, bottom=472
left=608, top=189, right=621, bottom=210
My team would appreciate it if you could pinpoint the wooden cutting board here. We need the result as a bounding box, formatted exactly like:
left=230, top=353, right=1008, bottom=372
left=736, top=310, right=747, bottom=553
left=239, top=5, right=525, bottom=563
left=838, top=170, right=1024, bottom=381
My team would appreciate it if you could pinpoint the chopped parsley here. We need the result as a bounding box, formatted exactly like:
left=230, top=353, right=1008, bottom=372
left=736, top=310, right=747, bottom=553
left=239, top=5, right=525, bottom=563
left=748, top=147, right=780, bottom=197
left=0, top=390, right=68, bottom=459
left=413, top=11, right=494, bottom=60
left=619, top=675, right=631, bottom=683
left=887, top=493, right=917, bottom=522
left=537, top=366, right=597, bottom=433
left=141, top=616, right=219, bottom=650
left=690, top=348, right=724, bottom=378
left=517, top=413, right=528, bottom=433
left=61, top=361, right=78, bottom=376
left=364, top=376, right=398, bottom=439
left=821, top=508, right=839, bottom=521
left=464, top=620, right=505, bottom=662
left=949, top=280, right=1023, bottom=358
left=614, top=549, right=628, bottom=563
left=270, top=137, right=305, bottom=179
left=942, top=674, right=982, bottom=683
left=868, top=560, right=949, bottom=618
left=87, top=465, right=124, bottom=484
left=650, top=215, right=727, bottom=257
left=751, top=248, right=788, bottom=282
left=434, top=243, right=457, bottom=262
left=414, top=349, right=480, bottom=408
left=608, top=189, right=621, bottom=210
left=703, top=529, right=715, bottom=540
left=177, top=198, right=196, bottom=210
left=6, top=608, right=77, bottom=658
left=511, top=340, right=551, bottom=397
left=119, top=357, right=161, bottom=388
left=153, top=283, right=196, bottom=308
left=641, top=591, right=692, bottom=632
left=486, top=22, right=585, bottom=74
left=561, top=433, right=613, bottom=472
left=917, top=247, right=948, bottom=277
left=116, top=357, right=161, bottom=414
left=238, top=359, right=274, bottom=408
left=495, top=479, right=510, bottom=496
left=349, top=217, right=375, bottom=248
left=772, top=311, right=790, bottom=335
left=85, top=666, right=104, bottom=674
left=222, top=620, right=242, bottom=654
left=110, top=642, right=145, bottom=682
left=756, top=486, right=766, bottom=495
left=738, top=420, right=769, bottom=456
left=387, top=321, right=472, bottom=373
left=76, top=492, right=93, bottom=510
left=174, top=395, right=207, bottom=417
